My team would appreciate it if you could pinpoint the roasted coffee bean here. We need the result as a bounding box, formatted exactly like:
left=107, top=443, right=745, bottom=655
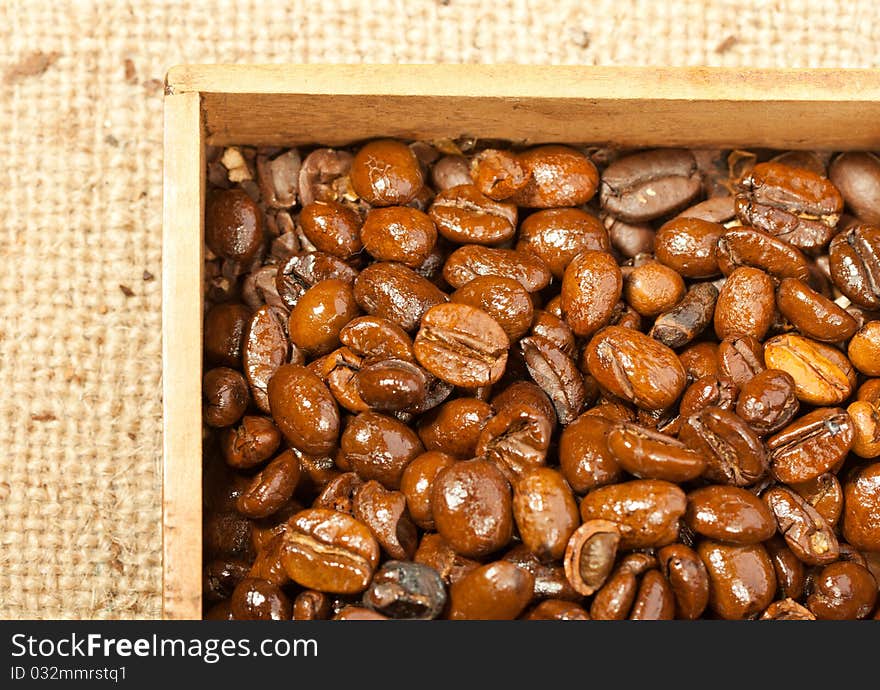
left=352, top=480, right=418, bottom=560
left=417, top=397, right=492, bottom=458
left=493, top=380, right=557, bottom=423
left=736, top=162, right=843, bottom=252
left=530, top=310, right=576, bottom=359
left=518, top=208, right=609, bottom=279
left=624, top=261, right=686, bottom=318
left=298, top=148, right=353, bottom=207
left=807, top=561, right=878, bottom=620
left=204, top=558, right=251, bottom=602
left=448, top=561, right=534, bottom=619
left=205, top=302, right=251, bottom=369
left=560, top=250, right=622, bottom=338
left=524, top=600, right=590, bottom=620
left=686, top=485, right=776, bottom=545
left=314, top=472, right=363, bottom=515
left=677, top=196, right=736, bottom=224
left=355, top=359, right=427, bottom=412
left=451, top=275, right=534, bottom=342
left=716, top=226, right=811, bottom=281
left=276, top=251, right=358, bottom=309
left=559, top=413, right=622, bottom=493
left=763, top=486, right=839, bottom=566
left=586, top=326, right=686, bottom=411
left=247, top=531, right=292, bottom=585
left=563, top=520, right=620, bottom=596
left=220, top=415, right=281, bottom=469
left=206, top=189, right=263, bottom=263
left=429, top=154, right=470, bottom=191
left=848, top=399, right=880, bottom=458
left=361, top=206, right=437, bottom=267
left=414, top=303, right=509, bottom=388
left=600, top=149, right=701, bottom=222
left=765, top=536, right=806, bottom=600
left=513, top=468, right=579, bottom=562
left=354, top=262, right=448, bottom=333
left=510, top=145, right=598, bottom=208
left=282, top=508, right=380, bottom=594
left=310, top=347, right=368, bottom=413
left=735, top=368, right=799, bottom=436
left=341, top=411, right=423, bottom=489
left=763, top=333, right=855, bottom=405
left=680, top=341, right=721, bottom=381
left=849, top=321, right=880, bottom=376
left=236, top=449, right=301, bottom=519
left=204, top=367, right=250, bottom=428
left=770, top=150, right=828, bottom=176
left=470, top=148, right=528, bottom=200
left=776, top=278, right=858, bottom=342
left=654, top=217, right=724, bottom=278
left=714, top=267, right=776, bottom=341
left=477, top=401, right=550, bottom=483
left=339, top=316, right=414, bottom=363
left=790, top=473, right=844, bottom=527
left=717, top=335, right=765, bottom=387
left=414, top=533, right=480, bottom=586
left=604, top=215, right=655, bottom=259
left=579, top=479, right=685, bottom=549
left=650, top=282, right=718, bottom=349
left=230, top=578, right=291, bottom=621
left=432, top=459, right=513, bottom=558
left=698, top=541, right=777, bottom=620
left=679, top=406, right=766, bottom=486
left=243, top=305, right=292, bottom=412
left=268, top=364, right=340, bottom=456
left=589, top=554, right=662, bottom=620
left=400, top=452, right=457, bottom=530
left=829, top=152, right=880, bottom=225
left=657, top=544, right=710, bottom=619
left=767, top=407, right=854, bottom=484
left=500, top=544, right=579, bottom=601
left=429, top=184, right=517, bottom=245
left=760, top=599, right=816, bottom=620
left=520, top=335, right=586, bottom=426
left=350, top=139, right=423, bottom=206
left=443, top=245, right=551, bottom=293
left=288, top=279, right=359, bottom=357
left=362, top=560, right=447, bottom=619
left=299, top=201, right=362, bottom=260
left=293, top=590, right=331, bottom=621
left=842, top=462, right=880, bottom=551
left=679, top=375, right=738, bottom=420
left=607, top=422, right=706, bottom=482
left=204, top=509, right=254, bottom=561
left=629, top=570, right=676, bottom=620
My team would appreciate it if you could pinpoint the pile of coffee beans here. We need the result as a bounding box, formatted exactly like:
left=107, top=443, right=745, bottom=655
left=201, top=140, right=880, bottom=620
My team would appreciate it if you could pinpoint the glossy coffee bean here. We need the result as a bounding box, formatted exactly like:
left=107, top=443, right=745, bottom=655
left=765, top=536, right=806, bottom=600
left=679, top=406, right=766, bottom=486
left=686, top=485, right=776, bottom=545
left=400, top=451, right=457, bottom=530
left=361, top=206, right=437, bottom=267
left=629, top=570, right=676, bottom=620
left=268, top=364, right=340, bottom=456
left=352, top=480, right=417, bottom=560
left=657, top=544, right=709, bottom=619
left=414, top=533, right=480, bottom=586
left=299, top=201, right=362, bottom=260
left=432, top=459, right=513, bottom=558
left=510, top=145, right=599, bottom=208
left=203, top=558, right=251, bottom=602
left=767, top=407, right=854, bottom=484
left=654, top=217, right=724, bottom=279
left=339, top=315, right=414, bottom=363
left=849, top=321, right=880, bottom=376
left=717, top=335, right=765, bottom=388
left=414, top=303, right=509, bottom=388
left=559, top=413, right=622, bottom=493
left=429, top=184, right=517, bottom=245
left=763, top=333, right=855, bottom=405
left=355, top=359, right=427, bottom=412
left=204, top=367, right=250, bottom=428
left=275, top=251, right=358, bottom=309
left=650, top=282, right=717, bottom=349
left=563, top=519, right=620, bottom=596
left=698, top=541, right=776, bottom=620
left=604, top=215, right=655, bottom=259
left=362, top=560, right=447, bottom=620
left=293, top=590, right=331, bottom=621
left=354, top=262, right=448, bottom=333
left=206, top=189, right=263, bottom=263
left=447, top=561, right=535, bottom=619
left=443, top=245, right=551, bottom=293
left=790, top=473, right=844, bottom=527
left=520, top=335, right=586, bottom=426
left=282, top=508, right=380, bottom=594
left=451, top=275, right=533, bottom=342
left=579, top=479, right=685, bottom=549
left=530, top=310, right=577, bottom=357
left=243, top=305, right=293, bottom=413
left=560, top=250, right=622, bottom=338
left=524, top=600, right=590, bottom=620
left=600, top=149, right=701, bottom=222
left=288, top=279, right=359, bottom=357
left=220, top=415, right=281, bottom=469
left=341, top=411, right=423, bottom=489
left=236, top=449, right=302, bottom=519
left=716, top=226, right=811, bottom=281
left=776, top=278, right=858, bottom=342
left=205, top=302, right=251, bottom=368
left=585, top=326, right=686, bottom=411
left=432, top=155, right=471, bottom=191
left=829, top=224, right=880, bottom=308
left=829, top=152, right=880, bottom=224
left=513, top=468, right=579, bottom=562
left=517, top=208, right=609, bottom=279
left=842, top=462, right=880, bottom=551
left=679, top=374, right=738, bottom=421
left=350, top=139, right=423, bottom=206
left=736, top=162, right=842, bottom=252
left=848, top=400, right=880, bottom=458
left=230, top=578, right=291, bottom=621
left=714, top=267, right=776, bottom=341
left=807, top=561, right=878, bottom=620
left=417, top=397, right=492, bottom=459
left=735, top=368, right=799, bottom=436
left=764, top=486, right=839, bottom=566
left=624, top=261, right=686, bottom=318
left=470, top=148, right=528, bottom=200
left=607, top=422, right=706, bottom=482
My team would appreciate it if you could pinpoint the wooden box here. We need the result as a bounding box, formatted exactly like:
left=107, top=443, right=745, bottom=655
left=162, top=65, right=880, bottom=619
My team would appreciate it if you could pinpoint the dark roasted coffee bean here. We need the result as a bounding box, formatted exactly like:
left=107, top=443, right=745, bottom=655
left=698, top=541, right=776, bottom=620
left=268, top=364, right=339, bottom=456
left=767, top=407, right=854, bottom=484
left=236, top=449, right=301, bottom=519
left=204, top=367, right=250, bottom=428
left=735, top=368, right=799, bottom=436
left=518, top=208, right=609, bottom=279
left=363, top=560, right=447, bottom=620
left=686, top=485, right=776, bottom=545
left=230, top=578, right=291, bottom=620
left=650, top=282, right=718, bottom=349
left=350, top=139, right=423, bottom=206
left=520, top=335, right=586, bottom=425
left=510, top=145, right=599, bottom=208
left=601, top=149, right=701, bottom=222
left=206, top=189, right=263, bottom=263
left=355, top=359, right=427, bottom=412
left=560, top=250, right=622, bottom=338
left=361, top=206, right=437, bottom=267
left=354, top=262, right=448, bottom=333
left=341, top=411, right=423, bottom=489
left=443, top=245, right=551, bottom=293
left=776, top=277, right=858, bottom=342
left=205, top=302, right=251, bottom=369
left=204, top=558, right=251, bottom=602
left=220, top=415, right=281, bottom=469
left=293, top=590, right=331, bottom=621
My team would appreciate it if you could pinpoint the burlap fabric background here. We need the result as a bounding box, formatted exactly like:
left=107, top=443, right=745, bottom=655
left=1, top=0, right=878, bottom=620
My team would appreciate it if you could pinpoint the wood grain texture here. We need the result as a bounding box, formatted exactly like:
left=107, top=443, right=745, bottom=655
left=162, top=92, right=204, bottom=620
left=166, top=65, right=880, bottom=149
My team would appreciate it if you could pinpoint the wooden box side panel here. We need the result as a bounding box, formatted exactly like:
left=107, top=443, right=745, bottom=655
left=162, top=92, right=204, bottom=620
